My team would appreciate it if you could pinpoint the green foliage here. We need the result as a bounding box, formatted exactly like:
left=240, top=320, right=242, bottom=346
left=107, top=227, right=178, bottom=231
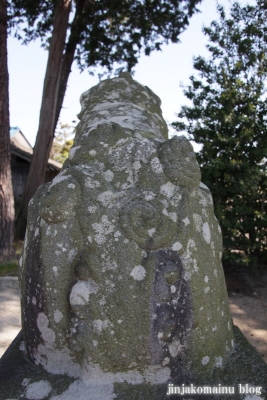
left=50, top=122, right=75, bottom=164
left=173, top=1, right=267, bottom=267
left=0, top=261, right=18, bottom=276
left=7, top=0, right=201, bottom=75
left=0, top=240, right=23, bottom=276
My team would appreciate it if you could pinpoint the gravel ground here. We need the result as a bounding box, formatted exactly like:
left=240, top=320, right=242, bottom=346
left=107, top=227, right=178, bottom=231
left=0, top=278, right=21, bottom=357
left=228, top=273, right=267, bottom=363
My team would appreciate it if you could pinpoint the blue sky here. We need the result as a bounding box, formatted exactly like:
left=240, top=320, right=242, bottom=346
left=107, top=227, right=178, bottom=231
left=8, top=0, right=254, bottom=149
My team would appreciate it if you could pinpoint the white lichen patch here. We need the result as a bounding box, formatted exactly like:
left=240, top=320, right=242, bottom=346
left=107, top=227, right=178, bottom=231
left=70, top=280, right=99, bottom=306
left=204, top=286, right=210, bottom=294
left=199, top=182, right=209, bottom=190
left=56, top=243, right=67, bottom=252
left=103, top=170, right=114, bottom=182
left=68, top=146, right=81, bottom=160
left=68, top=248, right=77, bottom=262
left=132, top=160, right=142, bottom=171
left=193, top=258, right=199, bottom=272
left=52, top=266, right=58, bottom=277
left=89, top=150, right=96, bottom=157
left=34, top=343, right=81, bottom=378
left=171, top=285, right=176, bottom=293
left=182, top=217, right=190, bottom=226
left=202, top=208, right=208, bottom=218
left=202, top=222, right=211, bottom=244
left=54, top=310, right=63, bottom=323
left=93, top=319, right=110, bottom=334
left=171, top=242, right=183, bottom=251
left=204, top=276, right=209, bottom=283
left=68, top=183, right=75, bottom=189
left=99, top=297, right=106, bottom=306
left=168, top=212, right=177, bottom=222
left=49, top=378, right=115, bottom=400
left=201, top=356, right=210, bottom=365
left=104, top=260, right=118, bottom=271
left=130, top=265, right=146, bottom=281
left=214, top=356, right=223, bottom=367
left=193, top=213, right=202, bottom=232
left=148, top=228, right=156, bottom=237
left=183, top=271, right=192, bottom=281
left=37, top=313, right=55, bottom=344
left=32, top=296, right=36, bottom=305
left=87, top=205, right=97, bottom=213
left=22, top=378, right=30, bottom=387
left=85, top=177, right=100, bottom=189
left=162, top=357, right=170, bottom=366
left=150, top=157, right=163, bottom=174
left=144, top=191, right=156, bottom=201
left=186, top=238, right=196, bottom=251
left=25, top=380, right=52, bottom=400
left=168, top=339, right=182, bottom=358
left=92, top=215, right=115, bottom=244
left=49, top=174, right=71, bottom=189
left=160, top=182, right=176, bottom=198
left=143, top=365, right=170, bottom=384
left=97, top=191, right=114, bottom=207
left=199, top=189, right=213, bottom=206
left=114, top=231, right=121, bottom=239
left=161, top=206, right=169, bottom=215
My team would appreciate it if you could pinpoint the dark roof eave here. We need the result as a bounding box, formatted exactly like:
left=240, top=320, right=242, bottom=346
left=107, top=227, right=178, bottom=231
left=10, top=144, right=62, bottom=171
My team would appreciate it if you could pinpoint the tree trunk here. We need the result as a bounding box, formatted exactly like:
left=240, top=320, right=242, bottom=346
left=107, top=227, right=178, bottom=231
left=54, top=0, right=86, bottom=131
left=0, top=0, right=15, bottom=260
left=15, top=0, right=71, bottom=239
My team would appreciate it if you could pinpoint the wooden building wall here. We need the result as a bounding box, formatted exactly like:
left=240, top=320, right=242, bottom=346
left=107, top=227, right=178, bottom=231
left=11, top=153, right=60, bottom=212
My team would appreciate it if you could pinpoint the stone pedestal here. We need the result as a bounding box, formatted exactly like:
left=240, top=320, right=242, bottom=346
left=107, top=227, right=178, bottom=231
left=0, top=327, right=266, bottom=399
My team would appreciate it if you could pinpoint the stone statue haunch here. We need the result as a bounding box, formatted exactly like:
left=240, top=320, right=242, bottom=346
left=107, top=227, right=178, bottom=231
left=19, top=72, right=236, bottom=388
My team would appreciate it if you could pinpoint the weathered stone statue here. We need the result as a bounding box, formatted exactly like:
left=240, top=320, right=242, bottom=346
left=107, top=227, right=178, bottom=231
left=1, top=73, right=266, bottom=400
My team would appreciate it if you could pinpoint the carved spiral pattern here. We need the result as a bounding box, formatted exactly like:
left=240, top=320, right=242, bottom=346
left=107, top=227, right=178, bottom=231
left=120, top=196, right=177, bottom=250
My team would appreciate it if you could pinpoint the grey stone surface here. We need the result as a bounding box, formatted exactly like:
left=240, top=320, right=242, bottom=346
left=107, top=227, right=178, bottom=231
left=1, top=73, right=266, bottom=399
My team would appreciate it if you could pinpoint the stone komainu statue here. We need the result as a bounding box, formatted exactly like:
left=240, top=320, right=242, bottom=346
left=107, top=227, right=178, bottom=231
left=17, top=73, right=267, bottom=399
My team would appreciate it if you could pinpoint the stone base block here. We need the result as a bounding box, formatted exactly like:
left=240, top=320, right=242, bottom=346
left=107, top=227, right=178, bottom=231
left=0, top=326, right=266, bottom=400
